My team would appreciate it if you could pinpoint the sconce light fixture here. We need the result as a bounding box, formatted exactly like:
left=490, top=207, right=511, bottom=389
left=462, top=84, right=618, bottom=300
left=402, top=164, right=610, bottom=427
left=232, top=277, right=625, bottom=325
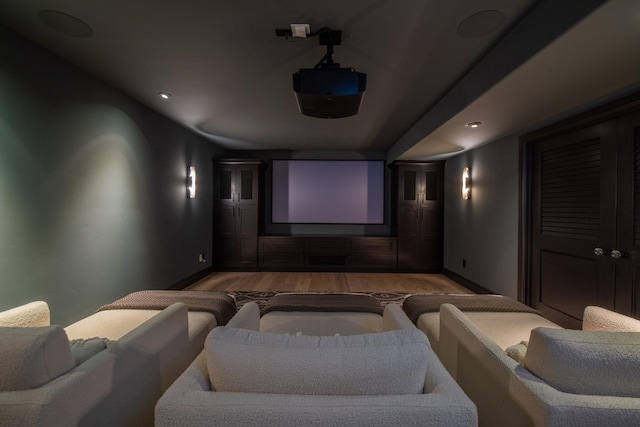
left=187, top=166, right=196, bottom=199
left=462, top=167, right=471, bottom=200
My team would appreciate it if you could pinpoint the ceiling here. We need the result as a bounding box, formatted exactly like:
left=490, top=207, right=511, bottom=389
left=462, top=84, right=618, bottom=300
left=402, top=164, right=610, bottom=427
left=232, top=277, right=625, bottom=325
left=0, top=0, right=638, bottom=160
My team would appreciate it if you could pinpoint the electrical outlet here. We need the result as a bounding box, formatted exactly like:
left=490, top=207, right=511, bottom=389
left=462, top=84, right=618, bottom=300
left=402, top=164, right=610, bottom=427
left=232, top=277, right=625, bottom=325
left=198, top=253, right=206, bottom=263
left=462, top=259, right=466, bottom=268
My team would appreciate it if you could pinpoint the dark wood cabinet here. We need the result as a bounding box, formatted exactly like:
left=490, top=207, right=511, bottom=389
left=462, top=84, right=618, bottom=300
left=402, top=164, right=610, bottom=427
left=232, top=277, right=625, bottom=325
left=258, top=236, right=397, bottom=271
left=259, top=236, right=305, bottom=270
left=391, top=162, right=444, bottom=272
left=305, top=238, right=349, bottom=270
left=350, top=237, right=397, bottom=270
left=213, top=160, right=264, bottom=270
left=526, top=95, right=640, bottom=327
left=216, top=163, right=260, bottom=205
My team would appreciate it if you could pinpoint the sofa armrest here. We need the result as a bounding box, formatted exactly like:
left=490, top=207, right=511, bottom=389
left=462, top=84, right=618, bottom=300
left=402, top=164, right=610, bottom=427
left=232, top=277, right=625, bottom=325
left=439, top=303, right=538, bottom=426
left=116, top=302, right=190, bottom=388
left=75, top=302, right=190, bottom=426
left=0, top=301, right=50, bottom=327
left=582, top=306, right=640, bottom=332
left=225, top=302, right=259, bottom=331
left=382, top=303, right=417, bottom=331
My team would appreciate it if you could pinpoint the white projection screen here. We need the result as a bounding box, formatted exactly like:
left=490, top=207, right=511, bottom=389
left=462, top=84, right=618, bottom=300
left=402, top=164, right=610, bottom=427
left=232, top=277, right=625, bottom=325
left=272, top=160, right=384, bottom=224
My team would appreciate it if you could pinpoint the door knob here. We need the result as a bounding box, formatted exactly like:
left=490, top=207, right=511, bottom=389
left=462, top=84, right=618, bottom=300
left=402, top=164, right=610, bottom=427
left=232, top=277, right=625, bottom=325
left=594, top=247, right=605, bottom=256
left=610, top=249, right=624, bottom=259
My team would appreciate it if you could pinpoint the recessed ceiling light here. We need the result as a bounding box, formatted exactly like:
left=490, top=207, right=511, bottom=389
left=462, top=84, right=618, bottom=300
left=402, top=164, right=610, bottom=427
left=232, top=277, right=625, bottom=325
left=466, top=121, right=482, bottom=128
left=158, top=92, right=172, bottom=100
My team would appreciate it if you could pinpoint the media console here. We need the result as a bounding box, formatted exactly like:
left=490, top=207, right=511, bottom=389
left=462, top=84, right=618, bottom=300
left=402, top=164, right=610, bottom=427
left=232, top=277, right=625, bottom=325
left=258, top=236, right=397, bottom=271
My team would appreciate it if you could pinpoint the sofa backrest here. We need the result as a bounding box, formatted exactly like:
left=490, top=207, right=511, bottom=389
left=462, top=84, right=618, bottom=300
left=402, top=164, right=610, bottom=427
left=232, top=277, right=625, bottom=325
left=206, top=326, right=430, bottom=396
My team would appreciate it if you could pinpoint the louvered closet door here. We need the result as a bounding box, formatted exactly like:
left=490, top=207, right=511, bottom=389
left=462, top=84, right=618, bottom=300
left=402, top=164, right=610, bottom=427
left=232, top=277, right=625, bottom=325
left=615, top=111, right=640, bottom=317
left=531, top=120, right=618, bottom=327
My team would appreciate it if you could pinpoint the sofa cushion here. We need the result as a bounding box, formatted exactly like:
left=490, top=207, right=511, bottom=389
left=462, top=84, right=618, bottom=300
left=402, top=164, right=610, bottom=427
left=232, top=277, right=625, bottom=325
left=525, top=327, right=640, bottom=397
left=0, top=326, right=75, bottom=391
left=582, top=306, right=640, bottom=332
left=205, top=327, right=430, bottom=395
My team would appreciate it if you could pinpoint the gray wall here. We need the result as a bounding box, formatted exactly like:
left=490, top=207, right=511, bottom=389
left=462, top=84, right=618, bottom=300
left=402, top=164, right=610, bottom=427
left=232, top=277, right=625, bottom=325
left=0, top=26, right=223, bottom=325
left=443, top=135, right=519, bottom=297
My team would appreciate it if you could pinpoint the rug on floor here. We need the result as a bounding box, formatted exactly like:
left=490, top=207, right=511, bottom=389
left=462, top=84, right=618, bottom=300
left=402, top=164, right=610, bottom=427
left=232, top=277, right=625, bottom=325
left=224, top=291, right=414, bottom=310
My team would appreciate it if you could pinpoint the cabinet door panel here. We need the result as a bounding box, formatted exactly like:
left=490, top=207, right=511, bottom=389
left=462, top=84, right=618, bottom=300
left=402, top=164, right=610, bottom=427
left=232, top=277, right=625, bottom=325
left=239, top=206, right=258, bottom=266
left=420, top=205, right=441, bottom=240
left=236, top=205, right=258, bottom=268
left=424, top=170, right=440, bottom=201
left=214, top=205, right=237, bottom=268
left=217, top=167, right=234, bottom=202
left=215, top=205, right=236, bottom=239
left=398, top=167, right=420, bottom=204
left=237, top=165, right=259, bottom=204
left=397, top=206, right=420, bottom=238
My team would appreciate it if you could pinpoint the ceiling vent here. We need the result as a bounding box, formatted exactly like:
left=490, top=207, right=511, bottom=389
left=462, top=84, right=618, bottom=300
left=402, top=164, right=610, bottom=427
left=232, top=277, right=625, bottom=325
left=286, top=28, right=367, bottom=119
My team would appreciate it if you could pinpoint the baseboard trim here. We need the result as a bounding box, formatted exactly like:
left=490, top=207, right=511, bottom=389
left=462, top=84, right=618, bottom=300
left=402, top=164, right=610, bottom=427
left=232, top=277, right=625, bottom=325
left=442, top=269, right=493, bottom=294
left=168, top=266, right=216, bottom=290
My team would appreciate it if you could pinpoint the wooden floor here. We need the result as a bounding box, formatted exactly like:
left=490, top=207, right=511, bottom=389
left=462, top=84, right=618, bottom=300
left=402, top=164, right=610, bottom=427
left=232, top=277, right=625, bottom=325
left=186, top=271, right=473, bottom=294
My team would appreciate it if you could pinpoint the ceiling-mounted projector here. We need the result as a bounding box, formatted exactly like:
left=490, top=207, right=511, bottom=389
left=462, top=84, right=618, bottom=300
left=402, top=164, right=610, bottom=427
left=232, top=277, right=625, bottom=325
left=290, top=29, right=367, bottom=119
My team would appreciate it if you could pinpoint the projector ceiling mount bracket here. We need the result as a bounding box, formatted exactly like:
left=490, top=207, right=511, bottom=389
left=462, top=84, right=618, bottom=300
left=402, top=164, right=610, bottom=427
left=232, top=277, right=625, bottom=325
left=314, top=29, right=342, bottom=69
left=276, top=26, right=345, bottom=69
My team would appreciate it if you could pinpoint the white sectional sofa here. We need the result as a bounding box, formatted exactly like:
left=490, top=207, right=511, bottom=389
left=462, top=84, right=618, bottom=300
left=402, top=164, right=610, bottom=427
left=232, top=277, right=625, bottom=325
left=155, top=301, right=479, bottom=427
left=0, top=292, right=236, bottom=427
left=438, top=303, right=640, bottom=427
left=0, top=301, right=190, bottom=426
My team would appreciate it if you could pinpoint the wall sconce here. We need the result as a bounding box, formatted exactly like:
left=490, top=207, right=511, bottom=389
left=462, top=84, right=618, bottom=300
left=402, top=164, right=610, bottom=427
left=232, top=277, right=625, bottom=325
left=187, top=166, right=196, bottom=199
left=462, top=167, right=471, bottom=200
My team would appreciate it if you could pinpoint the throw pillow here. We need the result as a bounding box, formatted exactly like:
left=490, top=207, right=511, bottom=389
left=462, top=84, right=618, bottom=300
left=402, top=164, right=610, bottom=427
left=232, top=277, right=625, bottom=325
left=69, top=337, right=113, bottom=365
left=525, top=327, right=640, bottom=397
left=505, top=341, right=528, bottom=364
